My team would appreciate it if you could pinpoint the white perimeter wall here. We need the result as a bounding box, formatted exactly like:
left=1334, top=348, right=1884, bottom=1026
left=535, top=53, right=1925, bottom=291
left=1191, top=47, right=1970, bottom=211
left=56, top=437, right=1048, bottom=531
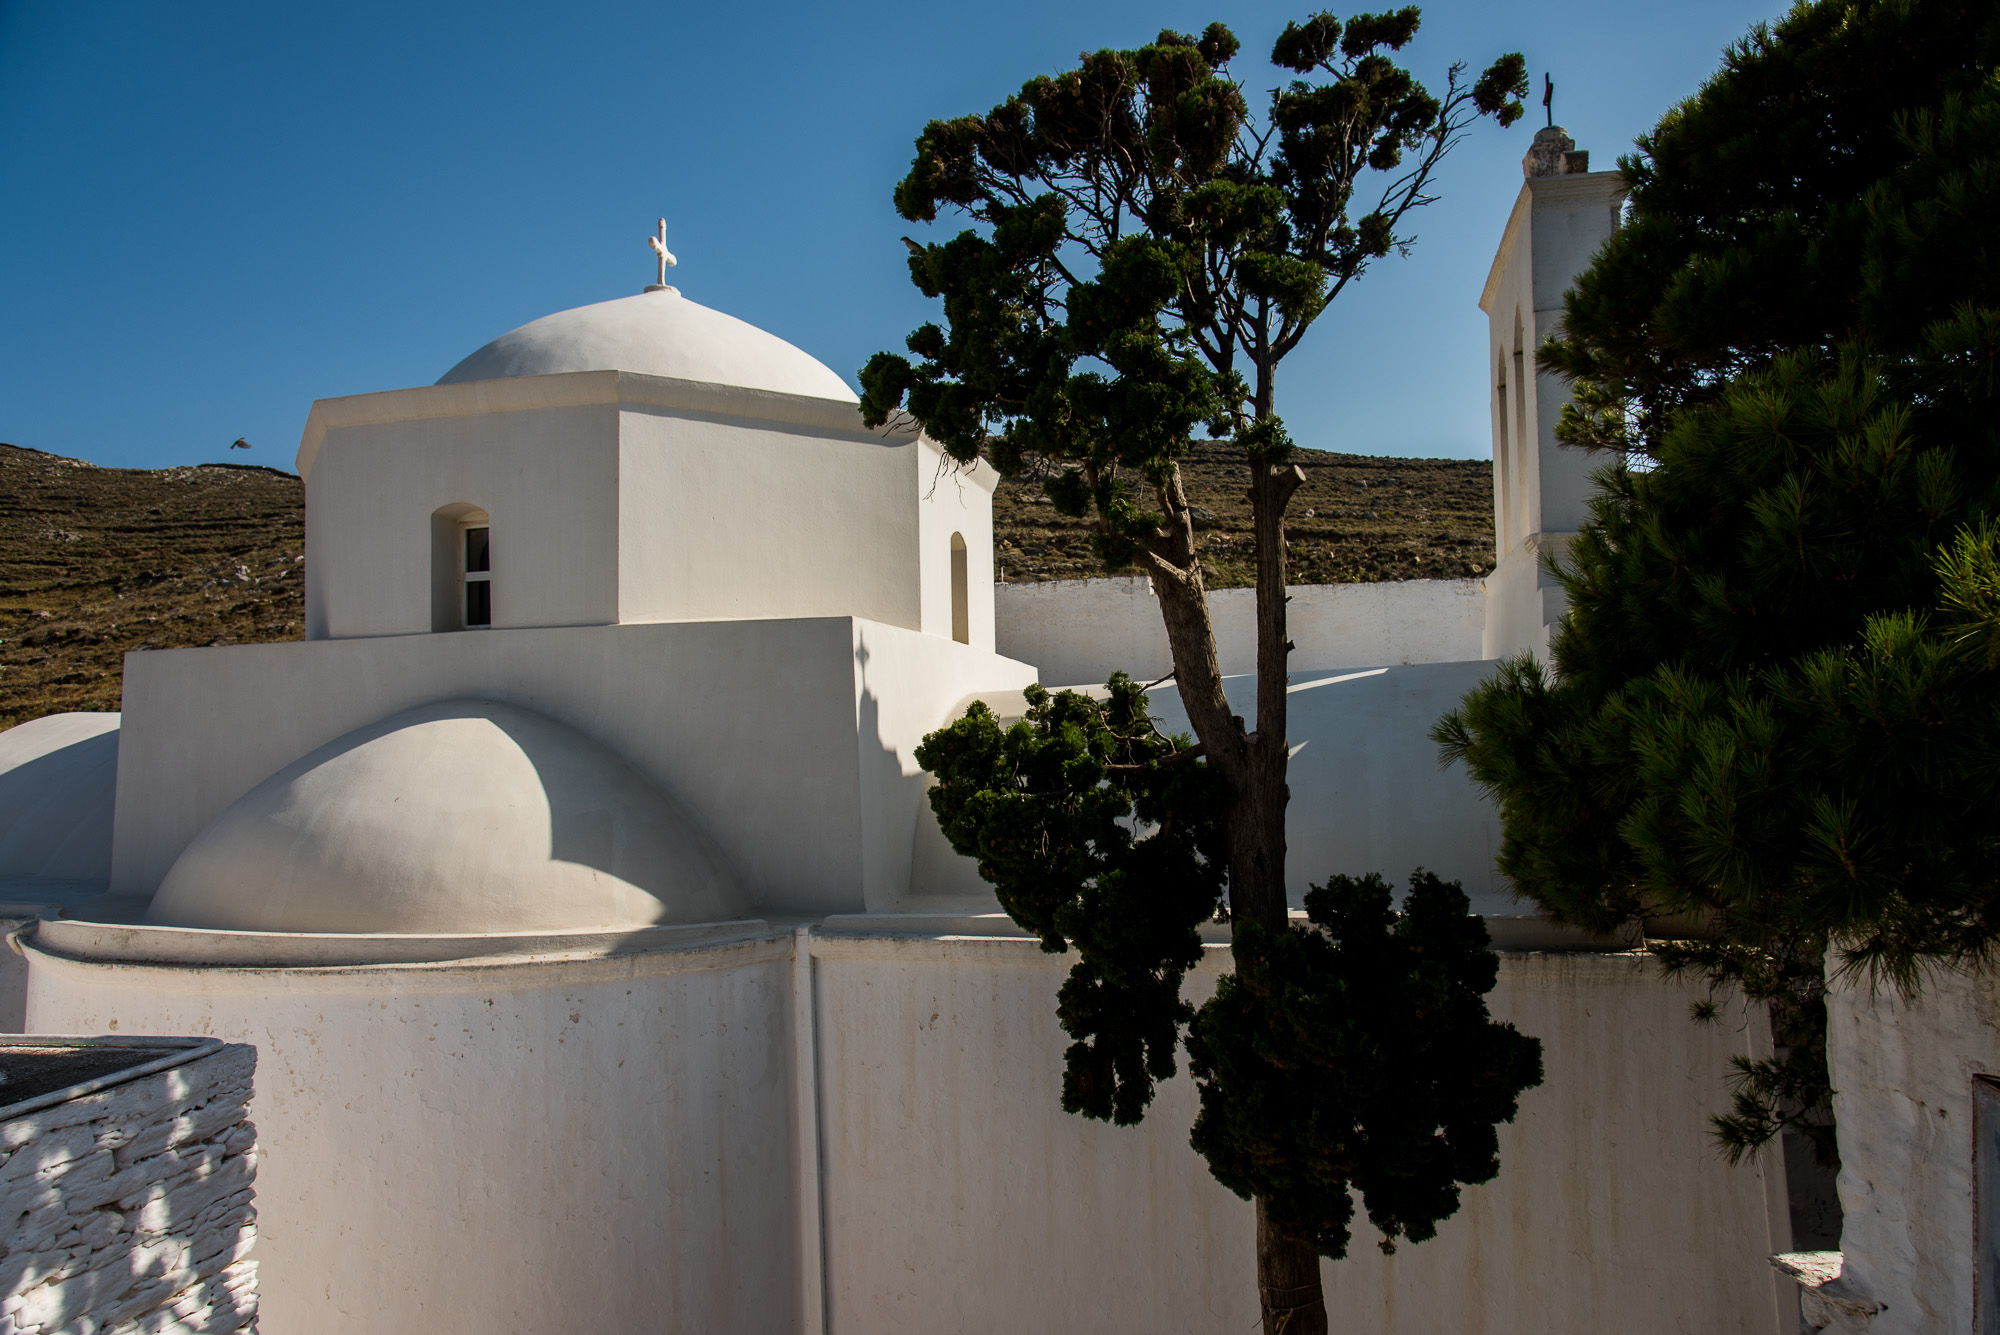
left=812, top=935, right=1789, bottom=1335
left=27, top=927, right=1784, bottom=1335
left=1825, top=963, right=2000, bottom=1332
left=996, top=576, right=1486, bottom=689
left=25, top=928, right=1793, bottom=1335
left=25, top=934, right=800, bottom=1335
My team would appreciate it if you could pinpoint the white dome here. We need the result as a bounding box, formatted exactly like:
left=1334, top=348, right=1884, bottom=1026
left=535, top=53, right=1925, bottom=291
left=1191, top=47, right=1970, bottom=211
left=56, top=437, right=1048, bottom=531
left=147, top=699, right=747, bottom=934
left=437, top=288, right=859, bottom=402
left=0, top=712, right=120, bottom=893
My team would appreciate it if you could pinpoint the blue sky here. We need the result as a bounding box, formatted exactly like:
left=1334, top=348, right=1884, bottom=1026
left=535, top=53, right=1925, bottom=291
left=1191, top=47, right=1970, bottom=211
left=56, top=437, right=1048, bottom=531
left=0, top=0, right=1789, bottom=472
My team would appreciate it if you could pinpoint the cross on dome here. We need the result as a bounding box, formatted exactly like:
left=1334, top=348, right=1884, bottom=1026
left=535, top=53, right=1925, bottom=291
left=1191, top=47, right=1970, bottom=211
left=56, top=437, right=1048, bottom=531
left=646, top=219, right=678, bottom=293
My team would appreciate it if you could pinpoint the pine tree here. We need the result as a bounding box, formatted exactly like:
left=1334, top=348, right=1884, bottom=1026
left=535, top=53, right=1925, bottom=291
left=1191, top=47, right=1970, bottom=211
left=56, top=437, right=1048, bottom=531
left=867, top=15, right=1540, bottom=1331
left=1434, top=0, right=2000, bottom=1165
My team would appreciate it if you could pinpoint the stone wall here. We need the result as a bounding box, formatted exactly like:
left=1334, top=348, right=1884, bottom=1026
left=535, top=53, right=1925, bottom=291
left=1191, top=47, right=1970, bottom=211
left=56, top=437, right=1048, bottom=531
left=994, top=575, right=1487, bottom=687
left=1, top=1040, right=257, bottom=1334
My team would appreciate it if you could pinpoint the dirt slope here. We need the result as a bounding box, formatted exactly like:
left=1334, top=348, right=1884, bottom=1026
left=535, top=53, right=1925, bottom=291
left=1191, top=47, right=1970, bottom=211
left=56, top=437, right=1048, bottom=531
left=993, top=442, right=1494, bottom=586
left=0, top=445, right=304, bottom=729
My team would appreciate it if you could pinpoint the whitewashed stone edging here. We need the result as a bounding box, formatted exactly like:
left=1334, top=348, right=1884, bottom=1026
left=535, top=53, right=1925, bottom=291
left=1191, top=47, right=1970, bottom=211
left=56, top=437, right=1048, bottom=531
left=0, top=1037, right=257, bottom=1334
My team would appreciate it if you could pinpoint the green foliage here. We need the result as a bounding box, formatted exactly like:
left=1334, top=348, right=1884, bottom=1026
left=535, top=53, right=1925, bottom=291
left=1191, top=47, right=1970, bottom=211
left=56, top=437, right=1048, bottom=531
left=888, top=12, right=1539, bottom=1300
left=862, top=15, right=1524, bottom=547
left=918, top=689, right=1547, bottom=1257
left=1437, top=0, right=2000, bottom=1164
left=914, top=675, right=1229, bottom=1124
left=1542, top=0, right=2000, bottom=456
left=1658, top=933, right=1835, bottom=1166
left=1187, top=871, right=1543, bottom=1258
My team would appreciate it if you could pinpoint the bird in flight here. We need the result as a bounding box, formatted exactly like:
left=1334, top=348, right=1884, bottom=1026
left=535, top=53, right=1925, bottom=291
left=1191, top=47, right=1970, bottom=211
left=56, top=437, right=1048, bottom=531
left=230, top=438, right=251, bottom=450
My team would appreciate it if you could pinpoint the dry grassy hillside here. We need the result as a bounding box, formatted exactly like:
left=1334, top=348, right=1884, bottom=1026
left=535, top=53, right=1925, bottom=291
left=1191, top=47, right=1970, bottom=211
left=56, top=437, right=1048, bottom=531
left=993, top=442, right=1493, bottom=586
left=0, top=441, right=1493, bottom=729
left=0, top=445, right=304, bottom=729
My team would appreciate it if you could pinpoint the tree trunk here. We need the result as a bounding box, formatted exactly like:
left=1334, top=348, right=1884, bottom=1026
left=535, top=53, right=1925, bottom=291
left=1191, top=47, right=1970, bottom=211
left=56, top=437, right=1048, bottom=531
left=1147, top=457, right=1321, bottom=1331
left=1258, top=1198, right=1329, bottom=1335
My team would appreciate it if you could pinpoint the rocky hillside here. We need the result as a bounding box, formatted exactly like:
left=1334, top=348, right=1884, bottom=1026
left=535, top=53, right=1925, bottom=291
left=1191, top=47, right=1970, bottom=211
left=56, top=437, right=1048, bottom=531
left=0, top=446, right=304, bottom=729
left=994, top=441, right=1493, bottom=586
left=0, top=441, right=1492, bottom=729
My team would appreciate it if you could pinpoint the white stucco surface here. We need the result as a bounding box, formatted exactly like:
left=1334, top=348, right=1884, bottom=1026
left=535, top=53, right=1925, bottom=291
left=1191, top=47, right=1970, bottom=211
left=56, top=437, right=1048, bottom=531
left=1481, top=538, right=1573, bottom=663
left=1823, top=963, right=2000, bottom=1332
left=437, top=288, right=858, bottom=401
left=24, top=931, right=801, bottom=1335
left=109, top=618, right=1034, bottom=916
left=147, top=699, right=745, bottom=934
left=303, top=399, right=622, bottom=639
left=1478, top=167, right=1624, bottom=662
left=1166, top=662, right=1509, bottom=908
left=295, top=371, right=992, bottom=643
left=810, top=935, right=1785, bottom=1334
left=912, top=660, right=1511, bottom=912
left=22, top=924, right=1787, bottom=1335
left=915, top=447, right=997, bottom=653
left=0, top=713, right=120, bottom=897
left=994, top=576, right=1486, bottom=688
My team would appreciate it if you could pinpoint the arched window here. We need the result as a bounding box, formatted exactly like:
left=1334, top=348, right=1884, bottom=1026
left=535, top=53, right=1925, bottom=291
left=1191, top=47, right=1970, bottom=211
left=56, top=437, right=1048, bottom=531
left=949, top=532, right=969, bottom=645
left=431, top=504, right=490, bottom=631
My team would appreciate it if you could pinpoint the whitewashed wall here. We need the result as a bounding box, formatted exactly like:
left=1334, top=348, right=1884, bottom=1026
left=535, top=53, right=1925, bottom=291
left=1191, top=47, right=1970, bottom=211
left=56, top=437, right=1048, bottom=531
left=915, top=442, right=998, bottom=653
left=25, top=932, right=801, bottom=1335
left=810, top=934, right=1789, bottom=1335
left=24, top=924, right=1792, bottom=1335
left=110, top=617, right=1034, bottom=914
left=995, top=576, right=1487, bottom=688
left=1823, top=963, right=2000, bottom=1332
left=298, top=372, right=988, bottom=646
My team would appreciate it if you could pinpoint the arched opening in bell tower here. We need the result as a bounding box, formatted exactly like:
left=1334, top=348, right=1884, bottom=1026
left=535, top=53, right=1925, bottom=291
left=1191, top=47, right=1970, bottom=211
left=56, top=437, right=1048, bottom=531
left=949, top=532, right=969, bottom=644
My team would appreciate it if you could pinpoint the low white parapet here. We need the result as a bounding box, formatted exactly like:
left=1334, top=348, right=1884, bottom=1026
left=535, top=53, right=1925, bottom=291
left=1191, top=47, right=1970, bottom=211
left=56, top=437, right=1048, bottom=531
left=994, top=575, right=1487, bottom=688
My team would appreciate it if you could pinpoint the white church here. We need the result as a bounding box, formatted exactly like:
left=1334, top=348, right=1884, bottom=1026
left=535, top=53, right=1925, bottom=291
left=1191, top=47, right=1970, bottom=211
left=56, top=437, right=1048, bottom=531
left=0, top=131, right=1946, bottom=1334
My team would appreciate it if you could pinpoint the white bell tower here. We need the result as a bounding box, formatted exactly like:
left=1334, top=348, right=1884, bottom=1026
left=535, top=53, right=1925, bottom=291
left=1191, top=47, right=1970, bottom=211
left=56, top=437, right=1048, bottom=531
left=1477, top=126, right=1626, bottom=661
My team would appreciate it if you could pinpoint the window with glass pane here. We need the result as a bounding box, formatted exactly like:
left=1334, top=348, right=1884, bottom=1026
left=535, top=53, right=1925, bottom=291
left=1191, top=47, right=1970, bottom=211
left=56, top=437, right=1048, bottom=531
left=463, top=525, right=491, bottom=627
